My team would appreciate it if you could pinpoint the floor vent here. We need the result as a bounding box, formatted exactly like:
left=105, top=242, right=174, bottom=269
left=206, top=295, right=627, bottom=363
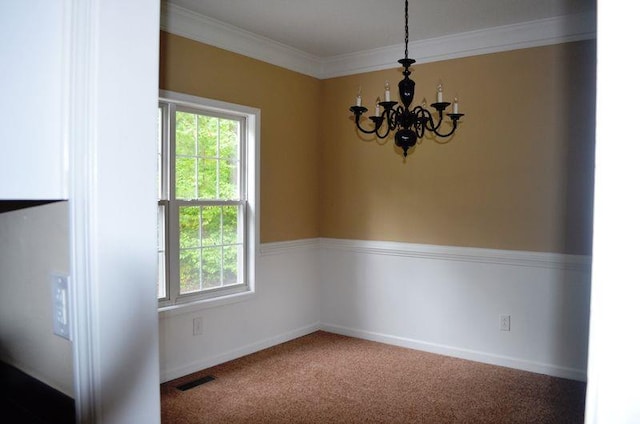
left=176, top=376, right=216, bottom=391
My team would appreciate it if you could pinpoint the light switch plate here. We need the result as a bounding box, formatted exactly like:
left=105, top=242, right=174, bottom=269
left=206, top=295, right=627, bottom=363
left=52, top=274, right=71, bottom=340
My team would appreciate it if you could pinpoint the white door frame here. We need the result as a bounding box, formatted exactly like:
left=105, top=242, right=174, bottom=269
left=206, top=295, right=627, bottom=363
left=66, top=1, right=161, bottom=422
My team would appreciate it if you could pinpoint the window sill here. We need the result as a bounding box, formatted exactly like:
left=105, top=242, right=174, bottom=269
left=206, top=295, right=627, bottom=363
left=158, top=288, right=255, bottom=319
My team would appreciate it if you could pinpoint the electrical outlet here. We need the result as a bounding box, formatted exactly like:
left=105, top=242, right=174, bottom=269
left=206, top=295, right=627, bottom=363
left=500, top=314, right=511, bottom=331
left=193, top=317, right=203, bottom=336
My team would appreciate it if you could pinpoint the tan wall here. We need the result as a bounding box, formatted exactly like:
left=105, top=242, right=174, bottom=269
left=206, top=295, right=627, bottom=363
left=320, top=41, right=595, bottom=255
left=160, top=32, right=595, bottom=255
left=160, top=32, right=322, bottom=242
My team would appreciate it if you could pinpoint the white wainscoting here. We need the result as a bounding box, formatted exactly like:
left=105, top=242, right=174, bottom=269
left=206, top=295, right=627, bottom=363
left=158, top=240, right=321, bottom=383
left=158, top=238, right=591, bottom=383
left=319, top=238, right=592, bottom=381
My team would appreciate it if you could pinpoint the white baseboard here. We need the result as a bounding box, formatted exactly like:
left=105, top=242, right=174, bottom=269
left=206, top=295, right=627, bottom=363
left=160, top=318, right=586, bottom=383
left=160, top=322, right=321, bottom=383
left=161, top=319, right=586, bottom=384
left=321, top=323, right=587, bottom=382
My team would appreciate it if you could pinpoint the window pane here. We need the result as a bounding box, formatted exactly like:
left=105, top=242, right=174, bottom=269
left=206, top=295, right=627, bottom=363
left=158, top=252, right=166, bottom=298
left=219, top=159, right=239, bottom=199
left=202, top=206, right=221, bottom=246
left=219, top=119, right=239, bottom=160
left=179, top=207, right=200, bottom=248
left=222, top=245, right=241, bottom=285
left=201, top=247, right=222, bottom=289
left=158, top=107, right=164, bottom=200
left=198, top=115, right=218, bottom=158
left=157, top=204, right=166, bottom=299
left=222, top=205, right=239, bottom=244
left=176, top=111, right=196, bottom=156
left=157, top=204, right=166, bottom=247
left=197, top=158, right=217, bottom=199
left=175, top=157, right=196, bottom=199
left=180, top=248, right=201, bottom=294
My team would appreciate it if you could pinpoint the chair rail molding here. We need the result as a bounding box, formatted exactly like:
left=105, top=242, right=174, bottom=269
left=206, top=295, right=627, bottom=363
left=319, top=238, right=591, bottom=272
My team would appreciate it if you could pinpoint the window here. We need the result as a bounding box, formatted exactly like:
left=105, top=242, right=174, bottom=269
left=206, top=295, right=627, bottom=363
left=158, top=91, right=259, bottom=308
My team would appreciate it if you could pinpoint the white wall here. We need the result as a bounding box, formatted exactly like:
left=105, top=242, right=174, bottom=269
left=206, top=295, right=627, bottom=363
left=319, top=239, right=591, bottom=381
left=159, top=241, right=321, bottom=382
left=0, top=1, right=67, bottom=199
left=0, top=202, right=73, bottom=396
left=584, top=1, right=640, bottom=422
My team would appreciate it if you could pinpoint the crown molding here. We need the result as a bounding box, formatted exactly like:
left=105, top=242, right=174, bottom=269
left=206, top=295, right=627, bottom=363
left=160, top=2, right=324, bottom=78
left=322, top=12, right=596, bottom=78
left=161, top=2, right=596, bottom=80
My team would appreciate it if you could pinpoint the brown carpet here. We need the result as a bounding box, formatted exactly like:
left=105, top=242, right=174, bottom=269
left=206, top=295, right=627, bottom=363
left=161, top=331, right=585, bottom=423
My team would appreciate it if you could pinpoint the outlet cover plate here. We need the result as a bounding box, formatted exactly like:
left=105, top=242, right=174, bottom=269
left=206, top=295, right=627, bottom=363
left=500, top=314, right=511, bottom=331
left=193, top=317, right=203, bottom=335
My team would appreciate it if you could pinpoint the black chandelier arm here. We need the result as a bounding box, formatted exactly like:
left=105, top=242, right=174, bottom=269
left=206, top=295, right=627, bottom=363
left=373, top=114, right=394, bottom=139
left=389, top=105, right=404, bottom=129
left=411, top=107, right=430, bottom=138
left=431, top=124, right=457, bottom=138
left=349, top=105, right=398, bottom=138
left=350, top=106, right=378, bottom=134
left=378, top=101, right=400, bottom=138
left=356, top=117, right=382, bottom=135
left=412, top=106, right=442, bottom=133
left=426, top=103, right=451, bottom=131
left=402, top=115, right=425, bottom=141
left=430, top=113, right=465, bottom=138
left=425, top=112, right=443, bottom=132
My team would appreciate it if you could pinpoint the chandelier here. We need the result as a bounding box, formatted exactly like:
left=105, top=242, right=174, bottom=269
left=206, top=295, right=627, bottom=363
left=349, top=0, right=465, bottom=157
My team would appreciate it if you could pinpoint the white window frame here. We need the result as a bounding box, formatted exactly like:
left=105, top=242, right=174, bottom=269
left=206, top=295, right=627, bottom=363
left=158, top=90, right=259, bottom=313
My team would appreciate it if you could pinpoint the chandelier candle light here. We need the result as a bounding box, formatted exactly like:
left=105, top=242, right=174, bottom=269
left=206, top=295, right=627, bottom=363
left=349, top=0, right=465, bottom=157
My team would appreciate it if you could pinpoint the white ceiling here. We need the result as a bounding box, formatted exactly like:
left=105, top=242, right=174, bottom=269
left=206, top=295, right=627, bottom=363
left=165, top=0, right=596, bottom=58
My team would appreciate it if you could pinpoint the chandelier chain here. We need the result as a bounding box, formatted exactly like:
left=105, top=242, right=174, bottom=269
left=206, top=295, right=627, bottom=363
left=404, top=0, right=409, bottom=60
